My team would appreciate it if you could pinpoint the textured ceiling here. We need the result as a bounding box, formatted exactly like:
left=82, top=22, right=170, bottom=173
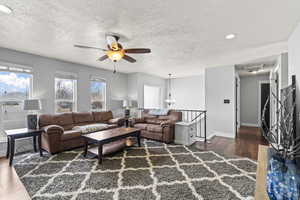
left=0, top=0, right=299, bottom=78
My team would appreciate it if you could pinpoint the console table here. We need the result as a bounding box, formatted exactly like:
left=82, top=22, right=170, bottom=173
left=5, top=128, right=43, bottom=166
left=255, top=145, right=269, bottom=200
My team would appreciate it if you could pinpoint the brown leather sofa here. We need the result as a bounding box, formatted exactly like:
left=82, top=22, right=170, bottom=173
left=132, top=109, right=182, bottom=143
left=39, top=111, right=125, bottom=154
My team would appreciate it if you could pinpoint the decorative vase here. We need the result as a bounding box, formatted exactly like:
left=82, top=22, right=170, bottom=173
left=267, top=150, right=300, bottom=200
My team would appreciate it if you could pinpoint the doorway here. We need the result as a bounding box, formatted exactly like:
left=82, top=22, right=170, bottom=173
left=259, top=81, right=270, bottom=132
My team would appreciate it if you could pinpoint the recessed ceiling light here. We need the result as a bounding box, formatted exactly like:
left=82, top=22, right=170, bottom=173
left=225, top=34, right=236, bottom=40
left=0, top=5, right=13, bottom=14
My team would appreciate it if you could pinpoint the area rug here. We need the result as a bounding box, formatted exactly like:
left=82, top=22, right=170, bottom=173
left=14, top=139, right=257, bottom=200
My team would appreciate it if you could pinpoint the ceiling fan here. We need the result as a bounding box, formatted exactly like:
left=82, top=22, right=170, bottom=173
left=74, top=34, right=151, bottom=63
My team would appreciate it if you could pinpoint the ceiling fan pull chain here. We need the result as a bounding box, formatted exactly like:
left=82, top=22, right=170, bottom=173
left=113, top=62, right=117, bottom=74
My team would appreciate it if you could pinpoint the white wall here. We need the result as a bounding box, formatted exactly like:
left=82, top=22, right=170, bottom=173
left=170, top=75, right=205, bottom=110
left=127, top=72, right=166, bottom=108
left=240, top=74, right=269, bottom=126
left=205, top=65, right=236, bottom=138
left=278, top=53, right=289, bottom=89
left=0, top=47, right=128, bottom=129
left=127, top=73, right=138, bottom=101
left=288, top=21, right=300, bottom=134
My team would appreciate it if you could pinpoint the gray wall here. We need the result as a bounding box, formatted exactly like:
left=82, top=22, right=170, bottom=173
left=288, top=21, right=300, bottom=134
left=0, top=47, right=128, bottom=129
left=205, top=65, right=235, bottom=138
left=240, top=74, right=269, bottom=126
left=170, top=75, right=205, bottom=110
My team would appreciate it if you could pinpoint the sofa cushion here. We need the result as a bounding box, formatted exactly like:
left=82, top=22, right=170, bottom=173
left=134, top=123, right=148, bottom=130
left=62, top=124, right=75, bottom=131
left=147, top=124, right=163, bottom=132
left=148, top=109, right=169, bottom=116
left=61, top=130, right=82, bottom=141
left=145, top=118, right=160, bottom=124
left=39, top=114, right=54, bottom=127
left=93, top=111, right=113, bottom=123
left=72, top=112, right=94, bottom=124
left=39, top=113, right=74, bottom=129
left=141, top=130, right=162, bottom=141
left=146, top=118, right=168, bottom=125
left=142, top=110, right=156, bottom=119
left=73, top=123, right=110, bottom=134
left=52, top=113, right=74, bottom=126
left=158, top=110, right=182, bottom=121
left=107, top=124, right=118, bottom=129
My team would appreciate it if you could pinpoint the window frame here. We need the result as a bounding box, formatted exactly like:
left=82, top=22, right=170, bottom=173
left=0, top=63, right=33, bottom=113
left=54, top=76, right=77, bottom=113
left=90, top=78, right=107, bottom=111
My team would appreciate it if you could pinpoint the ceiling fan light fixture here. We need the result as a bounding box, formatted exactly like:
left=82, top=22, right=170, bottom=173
left=106, top=50, right=124, bottom=61
left=225, top=34, right=236, bottom=40
left=0, top=5, right=13, bottom=14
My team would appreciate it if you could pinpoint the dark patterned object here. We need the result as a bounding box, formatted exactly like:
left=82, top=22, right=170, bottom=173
left=267, top=151, right=300, bottom=200
left=27, top=114, right=38, bottom=129
left=14, top=139, right=257, bottom=200
left=261, top=76, right=300, bottom=199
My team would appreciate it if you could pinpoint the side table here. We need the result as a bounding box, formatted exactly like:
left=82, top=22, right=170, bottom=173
left=5, top=128, right=43, bottom=166
left=175, top=121, right=196, bottom=145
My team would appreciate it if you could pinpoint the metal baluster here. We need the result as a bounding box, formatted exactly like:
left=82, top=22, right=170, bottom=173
left=199, top=112, right=201, bottom=138
left=204, top=112, right=207, bottom=143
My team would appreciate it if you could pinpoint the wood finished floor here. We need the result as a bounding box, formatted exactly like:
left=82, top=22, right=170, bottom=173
left=194, top=126, right=269, bottom=160
left=0, top=126, right=266, bottom=199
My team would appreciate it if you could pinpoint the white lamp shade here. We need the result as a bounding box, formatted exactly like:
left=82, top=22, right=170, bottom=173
left=165, top=99, right=176, bottom=104
left=123, top=99, right=132, bottom=108
left=23, top=99, right=41, bottom=111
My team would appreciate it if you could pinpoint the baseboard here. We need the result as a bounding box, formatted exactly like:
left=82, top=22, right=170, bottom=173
left=194, top=134, right=215, bottom=142
left=241, top=123, right=259, bottom=127
left=206, top=131, right=235, bottom=139
left=214, top=132, right=235, bottom=138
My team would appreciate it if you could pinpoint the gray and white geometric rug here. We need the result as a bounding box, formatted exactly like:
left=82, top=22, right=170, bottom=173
left=14, top=139, right=257, bottom=200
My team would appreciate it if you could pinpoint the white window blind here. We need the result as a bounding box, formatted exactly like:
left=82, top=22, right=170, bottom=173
left=144, top=85, right=162, bottom=109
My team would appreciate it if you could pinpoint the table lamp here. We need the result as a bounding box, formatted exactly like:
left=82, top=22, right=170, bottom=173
left=23, top=99, right=41, bottom=129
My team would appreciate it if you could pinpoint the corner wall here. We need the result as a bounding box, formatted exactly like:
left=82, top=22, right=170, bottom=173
left=170, top=75, right=205, bottom=110
left=288, top=22, right=300, bottom=134
left=205, top=65, right=236, bottom=138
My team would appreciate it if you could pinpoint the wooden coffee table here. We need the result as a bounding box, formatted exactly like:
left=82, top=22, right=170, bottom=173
left=82, top=127, right=141, bottom=164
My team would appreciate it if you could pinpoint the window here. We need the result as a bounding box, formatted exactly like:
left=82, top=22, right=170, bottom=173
left=0, top=66, right=32, bottom=112
left=90, top=78, right=106, bottom=111
left=144, top=85, right=162, bottom=109
left=55, top=77, right=77, bottom=113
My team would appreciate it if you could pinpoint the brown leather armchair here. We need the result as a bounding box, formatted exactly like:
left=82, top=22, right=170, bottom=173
left=132, top=110, right=182, bottom=143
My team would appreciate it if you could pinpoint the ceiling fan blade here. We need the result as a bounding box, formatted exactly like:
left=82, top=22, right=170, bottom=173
left=123, top=55, right=137, bottom=63
left=124, top=48, right=151, bottom=54
left=97, top=55, right=108, bottom=61
left=74, top=44, right=106, bottom=51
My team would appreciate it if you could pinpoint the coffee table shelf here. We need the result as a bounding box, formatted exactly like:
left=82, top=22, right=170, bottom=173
left=82, top=127, right=141, bottom=164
